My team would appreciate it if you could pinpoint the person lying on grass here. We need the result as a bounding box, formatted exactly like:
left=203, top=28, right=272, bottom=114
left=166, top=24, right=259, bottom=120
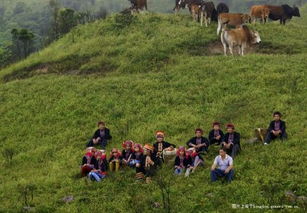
left=186, top=147, right=204, bottom=173
left=208, top=122, right=224, bottom=145
left=81, top=147, right=98, bottom=177
left=211, top=148, right=234, bottom=183
left=153, top=131, right=176, bottom=166
left=121, top=140, right=134, bottom=167
left=88, top=150, right=108, bottom=182
left=264, top=111, right=287, bottom=145
left=221, top=123, right=241, bottom=159
left=186, top=128, right=210, bottom=154
left=86, top=121, right=112, bottom=149
left=174, top=146, right=193, bottom=177
left=109, top=148, right=122, bottom=172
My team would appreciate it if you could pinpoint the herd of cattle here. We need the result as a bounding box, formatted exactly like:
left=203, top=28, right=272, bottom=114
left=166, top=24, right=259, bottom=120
left=127, top=0, right=301, bottom=56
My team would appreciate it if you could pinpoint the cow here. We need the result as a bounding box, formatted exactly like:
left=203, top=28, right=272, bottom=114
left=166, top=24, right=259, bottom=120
left=267, top=4, right=300, bottom=24
left=220, top=25, right=261, bottom=56
left=173, top=0, right=186, bottom=13
left=216, top=2, right=229, bottom=15
left=217, top=13, right=251, bottom=35
left=200, top=1, right=217, bottom=27
left=129, top=0, right=147, bottom=12
left=250, top=5, right=270, bottom=24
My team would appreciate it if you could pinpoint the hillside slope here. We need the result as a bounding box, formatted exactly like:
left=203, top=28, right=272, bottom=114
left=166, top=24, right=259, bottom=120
left=0, top=6, right=307, bottom=213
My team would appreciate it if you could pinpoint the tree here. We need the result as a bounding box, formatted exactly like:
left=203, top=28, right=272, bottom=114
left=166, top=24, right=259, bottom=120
left=10, top=28, right=35, bottom=59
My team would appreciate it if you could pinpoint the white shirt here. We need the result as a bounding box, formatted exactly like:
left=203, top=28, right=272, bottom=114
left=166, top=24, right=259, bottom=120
left=213, top=154, right=233, bottom=171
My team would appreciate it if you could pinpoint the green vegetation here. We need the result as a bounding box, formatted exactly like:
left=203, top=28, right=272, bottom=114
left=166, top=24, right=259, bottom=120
left=0, top=3, right=307, bottom=213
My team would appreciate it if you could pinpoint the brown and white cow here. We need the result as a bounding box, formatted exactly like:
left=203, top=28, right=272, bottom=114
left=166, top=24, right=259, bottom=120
left=217, top=13, right=251, bottom=35
left=250, top=5, right=270, bottom=24
left=220, top=25, right=261, bottom=56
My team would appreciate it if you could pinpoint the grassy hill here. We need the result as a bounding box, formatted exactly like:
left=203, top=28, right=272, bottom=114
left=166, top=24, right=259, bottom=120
left=1, top=5, right=307, bottom=213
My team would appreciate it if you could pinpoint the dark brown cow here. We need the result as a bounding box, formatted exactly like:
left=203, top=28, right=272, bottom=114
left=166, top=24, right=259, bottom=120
left=250, top=5, right=270, bottom=23
left=200, top=1, right=217, bottom=27
left=130, top=0, right=147, bottom=12
left=267, top=4, right=300, bottom=24
left=221, top=25, right=261, bottom=56
left=217, top=13, right=251, bottom=35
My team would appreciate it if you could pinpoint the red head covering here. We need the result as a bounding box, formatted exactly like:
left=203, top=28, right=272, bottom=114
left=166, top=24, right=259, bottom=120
left=226, top=123, right=235, bottom=129
left=133, top=143, right=144, bottom=153
left=122, top=140, right=134, bottom=149
left=176, top=146, right=186, bottom=156
left=212, top=122, right=221, bottom=127
left=155, top=130, right=165, bottom=138
left=85, top=152, right=93, bottom=157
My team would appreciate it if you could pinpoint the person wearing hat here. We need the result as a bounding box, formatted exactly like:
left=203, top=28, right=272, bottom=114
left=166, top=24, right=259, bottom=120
left=221, top=123, right=241, bottom=159
left=153, top=131, right=176, bottom=166
left=264, top=111, right=287, bottom=145
left=131, top=143, right=144, bottom=168
left=137, top=144, right=158, bottom=183
left=81, top=147, right=98, bottom=177
left=208, top=122, right=224, bottom=145
left=174, top=146, right=193, bottom=177
left=186, top=128, right=210, bottom=154
left=210, top=148, right=234, bottom=183
left=121, top=140, right=134, bottom=167
left=88, top=150, right=108, bottom=181
left=86, top=121, right=112, bottom=149
left=108, top=148, right=122, bottom=172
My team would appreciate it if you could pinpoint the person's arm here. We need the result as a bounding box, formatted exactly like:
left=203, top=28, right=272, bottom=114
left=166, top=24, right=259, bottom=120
left=82, top=156, right=87, bottom=165
left=208, top=130, right=214, bottom=142
left=92, top=129, right=99, bottom=139
left=224, top=157, right=233, bottom=173
left=187, top=138, right=196, bottom=147
left=174, top=156, right=179, bottom=168
left=280, top=121, right=286, bottom=134
left=105, top=128, right=112, bottom=140
left=234, top=133, right=240, bottom=145
left=268, top=121, right=274, bottom=132
left=211, top=157, right=218, bottom=171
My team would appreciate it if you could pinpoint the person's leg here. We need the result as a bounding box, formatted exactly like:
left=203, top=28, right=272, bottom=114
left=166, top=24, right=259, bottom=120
left=101, top=139, right=107, bottom=149
left=185, top=167, right=191, bottom=177
left=225, top=169, right=234, bottom=182
left=265, top=132, right=276, bottom=144
left=86, top=139, right=94, bottom=147
left=174, top=168, right=181, bottom=175
left=89, top=172, right=102, bottom=182
left=231, top=144, right=240, bottom=159
left=115, top=161, right=120, bottom=172
left=109, top=162, right=114, bottom=172
left=280, top=131, right=288, bottom=141
left=211, top=169, right=224, bottom=182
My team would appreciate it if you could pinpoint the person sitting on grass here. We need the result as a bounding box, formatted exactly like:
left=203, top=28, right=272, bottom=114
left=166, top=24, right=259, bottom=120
left=137, top=144, right=158, bottom=183
left=121, top=140, right=134, bottom=167
left=186, top=128, right=210, bottom=154
left=81, top=147, right=97, bottom=177
left=88, top=150, right=108, bottom=181
left=186, top=148, right=204, bottom=173
left=264, top=111, right=287, bottom=145
left=209, top=122, right=224, bottom=145
left=86, top=121, right=112, bottom=149
left=174, top=146, right=193, bottom=177
left=153, top=131, right=176, bottom=166
left=221, top=123, right=241, bottom=159
left=210, top=148, right=234, bottom=183
left=131, top=143, right=144, bottom=169
left=109, top=148, right=122, bottom=172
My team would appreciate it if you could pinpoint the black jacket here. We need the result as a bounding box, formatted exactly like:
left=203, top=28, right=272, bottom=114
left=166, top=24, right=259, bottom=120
left=208, top=129, right=224, bottom=144
left=268, top=120, right=286, bottom=134
left=153, top=141, right=176, bottom=157
left=174, top=156, right=192, bottom=168
left=223, top=132, right=241, bottom=148
left=121, top=150, right=133, bottom=161
left=97, top=158, right=108, bottom=172
left=92, top=128, right=112, bottom=140
left=82, top=156, right=98, bottom=169
left=186, top=136, right=209, bottom=152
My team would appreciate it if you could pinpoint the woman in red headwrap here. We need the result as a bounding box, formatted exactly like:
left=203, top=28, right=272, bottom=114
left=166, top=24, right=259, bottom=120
left=137, top=144, right=158, bottom=183
left=81, top=147, right=98, bottom=177
left=174, top=146, right=193, bottom=177
left=121, top=140, right=134, bottom=167
left=88, top=150, right=108, bottom=181
left=109, top=148, right=122, bottom=172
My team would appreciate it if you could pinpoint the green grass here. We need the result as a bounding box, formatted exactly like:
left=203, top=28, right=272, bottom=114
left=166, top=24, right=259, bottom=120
left=1, top=6, right=307, bottom=213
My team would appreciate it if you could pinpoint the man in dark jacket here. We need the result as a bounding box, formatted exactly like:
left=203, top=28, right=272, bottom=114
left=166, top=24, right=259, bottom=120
left=86, top=121, right=112, bottom=149
left=265, top=112, right=287, bottom=145
left=208, top=122, right=224, bottom=145
left=221, top=124, right=241, bottom=159
left=186, top=128, right=210, bottom=153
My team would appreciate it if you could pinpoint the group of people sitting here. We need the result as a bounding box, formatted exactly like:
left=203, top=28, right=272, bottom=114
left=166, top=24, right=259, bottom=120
left=80, top=112, right=287, bottom=183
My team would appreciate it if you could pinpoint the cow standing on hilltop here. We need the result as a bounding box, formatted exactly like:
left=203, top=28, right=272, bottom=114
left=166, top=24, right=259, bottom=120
left=250, top=5, right=270, bottom=24
left=221, top=25, right=261, bottom=56
left=216, top=2, right=229, bottom=16
left=267, top=4, right=300, bottom=24
left=217, top=13, right=251, bottom=35
left=200, top=1, right=217, bottom=27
